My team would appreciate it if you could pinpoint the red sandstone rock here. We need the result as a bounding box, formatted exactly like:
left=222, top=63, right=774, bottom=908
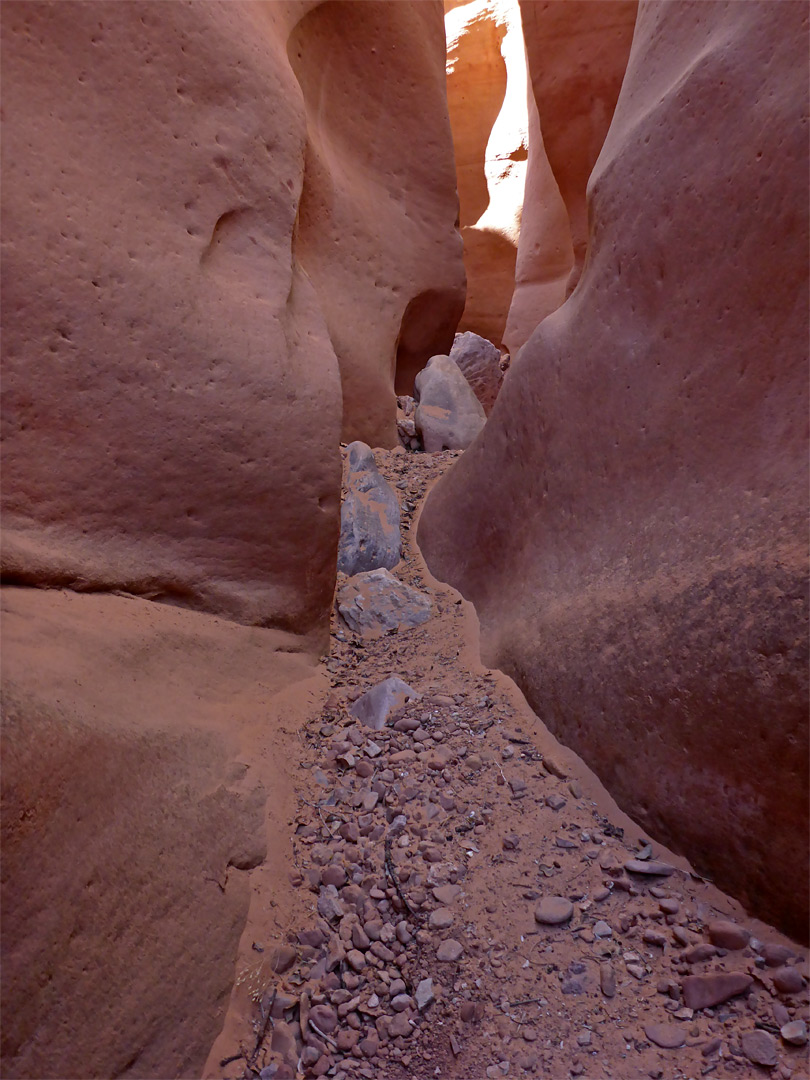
left=444, top=0, right=537, bottom=346
left=290, top=2, right=465, bottom=431
left=503, top=0, right=636, bottom=353
left=420, top=0, right=809, bottom=940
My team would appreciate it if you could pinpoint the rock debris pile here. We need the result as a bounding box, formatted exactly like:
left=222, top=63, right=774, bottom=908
left=219, top=449, right=808, bottom=1080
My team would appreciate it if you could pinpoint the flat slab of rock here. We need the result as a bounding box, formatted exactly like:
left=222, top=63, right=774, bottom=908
left=414, top=355, right=486, bottom=452
left=349, top=677, right=419, bottom=730
left=449, top=331, right=503, bottom=413
left=644, top=1023, right=685, bottom=1049
left=534, top=896, right=574, bottom=925
left=338, top=441, right=401, bottom=576
left=337, top=568, right=431, bottom=637
left=625, top=858, right=676, bottom=876
left=681, top=972, right=753, bottom=1010
left=741, top=1029, right=778, bottom=1067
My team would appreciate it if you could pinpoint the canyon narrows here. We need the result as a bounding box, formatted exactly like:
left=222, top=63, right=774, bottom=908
left=1, top=2, right=807, bottom=1080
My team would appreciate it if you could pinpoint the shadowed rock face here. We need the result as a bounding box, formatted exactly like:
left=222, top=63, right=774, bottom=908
left=420, top=0, right=809, bottom=939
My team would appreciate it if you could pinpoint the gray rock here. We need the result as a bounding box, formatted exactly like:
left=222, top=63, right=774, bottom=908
left=338, top=441, right=401, bottom=576
left=781, top=1019, right=808, bottom=1046
left=449, top=331, right=504, bottom=413
left=414, top=354, right=486, bottom=452
left=349, top=676, right=419, bottom=730
left=337, top=568, right=432, bottom=637
left=415, top=977, right=435, bottom=1011
left=624, top=858, right=676, bottom=876
left=644, top=1023, right=685, bottom=1049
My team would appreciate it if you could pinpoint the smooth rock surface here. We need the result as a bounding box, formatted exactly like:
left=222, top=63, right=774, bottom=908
left=349, top=677, right=420, bottom=731
left=741, top=1029, right=778, bottom=1068
left=708, top=920, right=750, bottom=951
left=420, top=0, right=810, bottom=940
left=336, top=569, right=432, bottom=638
left=338, top=443, right=401, bottom=576
left=681, top=973, right=753, bottom=1011
left=534, top=897, right=574, bottom=925
left=644, top=1023, right=685, bottom=1050
left=414, top=356, right=487, bottom=453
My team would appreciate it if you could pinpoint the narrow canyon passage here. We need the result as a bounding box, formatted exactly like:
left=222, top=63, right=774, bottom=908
left=0, top=1, right=807, bottom=1079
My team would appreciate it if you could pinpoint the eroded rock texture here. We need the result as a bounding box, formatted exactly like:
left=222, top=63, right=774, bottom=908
left=421, top=0, right=809, bottom=939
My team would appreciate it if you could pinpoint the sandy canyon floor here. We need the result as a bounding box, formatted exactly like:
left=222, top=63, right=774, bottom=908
left=205, top=447, right=809, bottom=1080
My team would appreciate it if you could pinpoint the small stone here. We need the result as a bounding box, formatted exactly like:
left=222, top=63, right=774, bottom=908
left=707, top=920, right=750, bottom=951
left=593, top=920, right=613, bottom=938
left=762, top=944, right=796, bottom=968
left=773, top=966, right=804, bottom=994
left=644, top=1023, right=685, bottom=1049
left=684, top=943, right=717, bottom=963
left=781, top=1020, right=808, bottom=1046
left=309, top=1004, right=338, bottom=1035
left=659, top=898, right=680, bottom=915
left=415, top=978, right=435, bottom=1011
left=624, top=858, right=676, bottom=876
left=681, top=972, right=753, bottom=1010
left=701, top=1037, right=722, bottom=1057
left=502, top=833, right=520, bottom=850
left=391, top=993, right=413, bottom=1012
left=317, top=887, right=345, bottom=922
left=429, top=907, right=454, bottom=930
left=545, top=794, right=566, bottom=811
left=437, top=939, right=464, bottom=962
left=388, top=1011, right=413, bottom=1038
left=741, top=1029, right=779, bottom=1067
left=534, top=896, right=574, bottom=925
left=433, top=884, right=462, bottom=904
left=542, top=754, right=568, bottom=779
left=269, top=944, right=297, bottom=974
left=346, top=949, right=367, bottom=972
left=576, top=1030, right=592, bottom=1047
left=600, top=963, right=616, bottom=998
left=321, top=865, right=347, bottom=888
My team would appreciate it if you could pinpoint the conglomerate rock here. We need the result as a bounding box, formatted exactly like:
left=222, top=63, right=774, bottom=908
left=421, top=0, right=809, bottom=940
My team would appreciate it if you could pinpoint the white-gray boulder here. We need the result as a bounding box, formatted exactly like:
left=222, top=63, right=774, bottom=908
left=414, top=355, right=486, bottom=452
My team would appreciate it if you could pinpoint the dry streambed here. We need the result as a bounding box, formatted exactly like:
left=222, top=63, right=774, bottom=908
left=215, top=448, right=809, bottom=1080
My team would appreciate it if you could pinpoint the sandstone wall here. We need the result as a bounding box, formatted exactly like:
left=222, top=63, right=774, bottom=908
left=420, top=0, right=809, bottom=939
left=289, top=1, right=465, bottom=423
left=503, top=0, right=637, bottom=353
left=445, top=0, right=545, bottom=348
left=1, top=1, right=462, bottom=638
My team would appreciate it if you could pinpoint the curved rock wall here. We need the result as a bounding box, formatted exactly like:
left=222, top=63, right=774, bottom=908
left=445, top=0, right=542, bottom=348
left=420, top=0, right=809, bottom=939
left=503, top=0, right=637, bottom=353
left=289, top=1, right=465, bottom=434
left=1, top=0, right=462, bottom=635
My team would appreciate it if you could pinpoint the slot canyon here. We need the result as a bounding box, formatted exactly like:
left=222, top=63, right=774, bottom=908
left=0, top=2, right=807, bottom=1079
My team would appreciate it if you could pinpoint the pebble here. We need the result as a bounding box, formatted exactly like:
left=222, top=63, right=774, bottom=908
left=762, top=943, right=796, bottom=968
left=707, top=919, right=750, bottom=951
left=545, top=794, right=566, bottom=811
left=773, top=966, right=804, bottom=994
left=659, top=897, right=680, bottom=915
left=428, top=907, right=454, bottom=930
left=593, top=920, right=613, bottom=938
left=433, top=884, right=462, bottom=904
left=534, top=896, right=574, bottom=925
left=309, top=1004, right=338, bottom=1035
left=268, top=943, right=297, bottom=974
left=644, top=1023, right=686, bottom=1049
left=780, top=1020, right=808, bottom=1046
left=437, top=938, right=464, bottom=962
left=600, top=963, right=616, bottom=998
left=741, top=1029, right=779, bottom=1067
left=415, top=978, right=435, bottom=1011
